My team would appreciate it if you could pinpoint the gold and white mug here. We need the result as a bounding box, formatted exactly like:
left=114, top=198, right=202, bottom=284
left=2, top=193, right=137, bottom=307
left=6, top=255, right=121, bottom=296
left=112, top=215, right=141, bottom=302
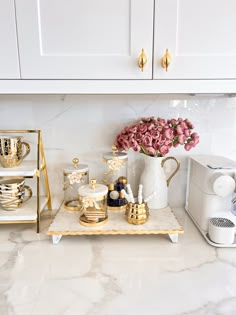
left=0, top=178, right=32, bottom=210
left=0, top=136, right=30, bottom=168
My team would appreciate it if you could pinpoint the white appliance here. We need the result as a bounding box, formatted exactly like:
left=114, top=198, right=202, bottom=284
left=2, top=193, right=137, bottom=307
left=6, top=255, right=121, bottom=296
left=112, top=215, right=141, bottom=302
left=185, top=155, right=236, bottom=247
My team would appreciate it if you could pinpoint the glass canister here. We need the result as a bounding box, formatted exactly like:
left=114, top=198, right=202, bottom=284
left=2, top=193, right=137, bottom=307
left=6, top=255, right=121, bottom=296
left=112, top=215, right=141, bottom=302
left=79, top=179, right=108, bottom=227
left=63, top=158, right=89, bottom=211
left=102, top=146, right=128, bottom=210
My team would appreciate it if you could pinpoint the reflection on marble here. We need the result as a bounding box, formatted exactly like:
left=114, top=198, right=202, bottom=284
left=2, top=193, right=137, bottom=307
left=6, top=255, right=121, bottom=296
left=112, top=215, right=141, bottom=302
left=0, top=209, right=236, bottom=315
left=0, top=94, right=236, bottom=210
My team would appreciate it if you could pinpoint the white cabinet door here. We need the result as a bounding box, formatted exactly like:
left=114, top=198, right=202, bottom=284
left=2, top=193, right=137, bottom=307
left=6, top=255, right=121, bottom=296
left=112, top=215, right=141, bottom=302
left=154, top=0, right=236, bottom=79
left=0, top=0, right=20, bottom=78
left=15, top=0, right=153, bottom=79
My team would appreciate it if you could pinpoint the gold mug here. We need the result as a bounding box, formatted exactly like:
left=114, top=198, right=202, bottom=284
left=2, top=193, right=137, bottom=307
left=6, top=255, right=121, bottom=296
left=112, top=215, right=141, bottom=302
left=0, top=136, right=30, bottom=168
left=0, top=178, right=32, bottom=210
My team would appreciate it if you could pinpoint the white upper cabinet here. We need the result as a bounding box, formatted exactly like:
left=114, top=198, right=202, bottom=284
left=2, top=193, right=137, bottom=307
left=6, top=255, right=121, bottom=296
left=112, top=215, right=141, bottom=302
left=154, top=0, right=236, bottom=79
left=15, top=0, right=154, bottom=79
left=0, top=0, right=20, bottom=79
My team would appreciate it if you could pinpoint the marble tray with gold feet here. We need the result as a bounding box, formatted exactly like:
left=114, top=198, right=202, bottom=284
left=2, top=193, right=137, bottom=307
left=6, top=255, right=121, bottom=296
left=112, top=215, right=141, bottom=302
left=48, top=204, right=184, bottom=244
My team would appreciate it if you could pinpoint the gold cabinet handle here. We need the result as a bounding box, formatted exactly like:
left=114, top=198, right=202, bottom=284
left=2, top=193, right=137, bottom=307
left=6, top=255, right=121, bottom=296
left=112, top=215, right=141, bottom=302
left=138, top=49, right=147, bottom=72
left=161, top=49, right=171, bottom=71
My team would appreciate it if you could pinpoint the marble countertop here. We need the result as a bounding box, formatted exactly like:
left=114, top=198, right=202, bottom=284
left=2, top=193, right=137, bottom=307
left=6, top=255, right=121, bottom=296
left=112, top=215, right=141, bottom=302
left=0, top=208, right=236, bottom=315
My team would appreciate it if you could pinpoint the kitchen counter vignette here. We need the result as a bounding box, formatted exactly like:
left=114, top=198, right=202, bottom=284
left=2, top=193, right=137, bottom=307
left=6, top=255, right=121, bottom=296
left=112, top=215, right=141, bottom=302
left=0, top=116, right=200, bottom=243
left=1, top=97, right=236, bottom=246
left=0, top=95, right=236, bottom=313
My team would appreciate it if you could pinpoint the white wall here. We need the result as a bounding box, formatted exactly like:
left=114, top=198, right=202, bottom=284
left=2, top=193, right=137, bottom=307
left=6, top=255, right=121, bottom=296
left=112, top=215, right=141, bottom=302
left=0, top=94, right=236, bottom=209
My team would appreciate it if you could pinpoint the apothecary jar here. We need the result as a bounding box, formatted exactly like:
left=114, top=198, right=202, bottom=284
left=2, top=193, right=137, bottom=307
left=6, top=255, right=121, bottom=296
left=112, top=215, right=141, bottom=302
left=63, top=158, right=89, bottom=210
left=79, top=179, right=108, bottom=227
left=102, top=146, right=128, bottom=210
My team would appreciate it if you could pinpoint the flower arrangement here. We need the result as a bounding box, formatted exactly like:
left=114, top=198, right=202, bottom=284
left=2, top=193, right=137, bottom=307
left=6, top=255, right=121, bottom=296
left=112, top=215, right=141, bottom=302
left=114, top=116, right=199, bottom=157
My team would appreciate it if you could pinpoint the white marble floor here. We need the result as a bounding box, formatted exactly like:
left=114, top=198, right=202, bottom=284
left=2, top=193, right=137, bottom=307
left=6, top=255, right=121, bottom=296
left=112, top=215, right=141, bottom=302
left=1, top=209, right=236, bottom=315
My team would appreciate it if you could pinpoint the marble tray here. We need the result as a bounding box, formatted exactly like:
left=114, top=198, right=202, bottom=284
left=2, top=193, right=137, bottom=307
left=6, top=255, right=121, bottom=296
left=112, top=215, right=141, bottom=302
left=48, top=205, right=184, bottom=244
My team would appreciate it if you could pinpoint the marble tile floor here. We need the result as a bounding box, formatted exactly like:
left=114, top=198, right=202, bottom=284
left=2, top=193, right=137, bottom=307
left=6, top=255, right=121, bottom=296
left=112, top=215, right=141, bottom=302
left=1, top=209, right=236, bottom=315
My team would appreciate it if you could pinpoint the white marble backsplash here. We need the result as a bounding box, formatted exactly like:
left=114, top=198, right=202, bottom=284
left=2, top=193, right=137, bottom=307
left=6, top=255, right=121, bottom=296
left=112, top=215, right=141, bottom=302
left=0, top=94, right=236, bottom=209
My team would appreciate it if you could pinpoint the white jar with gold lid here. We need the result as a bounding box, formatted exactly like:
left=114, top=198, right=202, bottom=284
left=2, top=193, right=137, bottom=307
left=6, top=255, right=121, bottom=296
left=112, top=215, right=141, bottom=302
left=79, top=179, right=108, bottom=227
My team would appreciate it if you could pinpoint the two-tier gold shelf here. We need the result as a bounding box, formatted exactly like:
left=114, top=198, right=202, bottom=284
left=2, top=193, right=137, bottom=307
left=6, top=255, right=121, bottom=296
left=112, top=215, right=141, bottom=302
left=0, top=130, right=52, bottom=232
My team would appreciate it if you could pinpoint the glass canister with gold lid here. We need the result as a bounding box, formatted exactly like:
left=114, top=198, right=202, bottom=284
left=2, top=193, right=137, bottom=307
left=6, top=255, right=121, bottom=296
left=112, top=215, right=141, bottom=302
left=102, top=145, right=128, bottom=210
left=79, top=179, right=108, bottom=227
left=63, top=158, right=89, bottom=211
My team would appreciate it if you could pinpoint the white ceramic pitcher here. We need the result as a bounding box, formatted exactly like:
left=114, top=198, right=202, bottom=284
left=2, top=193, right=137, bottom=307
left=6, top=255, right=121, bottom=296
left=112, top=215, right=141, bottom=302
left=139, top=155, right=180, bottom=209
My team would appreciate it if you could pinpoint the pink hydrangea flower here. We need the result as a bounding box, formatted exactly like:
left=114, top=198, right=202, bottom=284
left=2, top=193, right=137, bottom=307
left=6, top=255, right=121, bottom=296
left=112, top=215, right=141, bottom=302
left=142, top=134, right=153, bottom=147
left=138, top=124, right=148, bottom=134
left=146, top=147, right=156, bottom=156
left=159, top=145, right=169, bottom=156
left=114, top=116, right=199, bottom=157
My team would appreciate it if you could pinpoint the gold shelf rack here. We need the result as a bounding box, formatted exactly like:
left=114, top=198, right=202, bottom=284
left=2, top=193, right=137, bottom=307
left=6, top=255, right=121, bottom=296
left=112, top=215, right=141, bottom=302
left=0, top=130, right=52, bottom=232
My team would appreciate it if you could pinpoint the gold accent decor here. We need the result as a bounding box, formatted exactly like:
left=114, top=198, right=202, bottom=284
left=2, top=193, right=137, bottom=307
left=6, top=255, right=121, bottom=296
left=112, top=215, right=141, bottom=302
left=117, top=176, right=127, bottom=185
left=48, top=206, right=184, bottom=241
left=112, top=145, right=118, bottom=154
left=49, top=228, right=183, bottom=236
left=80, top=200, right=108, bottom=225
left=79, top=215, right=108, bottom=227
left=0, top=136, right=31, bottom=168
left=72, top=157, right=79, bottom=169
left=0, top=130, right=52, bottom=233
left=63, top=171, right=87, bottom=177
left=67, top=172, right=84, bottom=185
left=79, top=195, right=106, bottom=202
left=81, top=196, right=101, bottom=210
left=107, top=157, right=125, bottom=173
left=35, top=170, right=40, bottom=177
left=161, top=49, right=172, bottom=71
left=107, top=205, right=127, bottom=211
left=38, top=130, right=52, bottom=211
left=161, top=156, right=180, bottom=187
left=90, top=179, right=96, bottom=190
left=125, top=202, right=149, bottom=225
left=138, top=48, right=147, bottom=72
left=102, top=157, right=127, bottom=184
left=64, top=200, right=81, bottom=211
left=0, top=179, right=33, bottom=210
left=108, top=183, right=114, bottom=191
left=102, top=157, right=128, bottom=163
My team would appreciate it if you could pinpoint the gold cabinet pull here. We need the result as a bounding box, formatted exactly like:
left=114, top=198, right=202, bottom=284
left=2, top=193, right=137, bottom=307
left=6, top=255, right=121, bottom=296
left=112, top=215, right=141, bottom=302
left=161, top=49, right=171, bottom=71
left=138, top=49, right=147, bottom=72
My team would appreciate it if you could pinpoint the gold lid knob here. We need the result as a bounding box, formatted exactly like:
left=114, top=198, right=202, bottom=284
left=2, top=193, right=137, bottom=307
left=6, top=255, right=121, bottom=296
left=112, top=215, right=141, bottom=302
left=90, top=179, right=96, bottom=190
left=108, top=183, right=114, bottom=190
left=112, top=145, right=118, bottom=155
left=118, top=176, right=127, bottom=185
left=72, top=158, right=79, bottom=169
